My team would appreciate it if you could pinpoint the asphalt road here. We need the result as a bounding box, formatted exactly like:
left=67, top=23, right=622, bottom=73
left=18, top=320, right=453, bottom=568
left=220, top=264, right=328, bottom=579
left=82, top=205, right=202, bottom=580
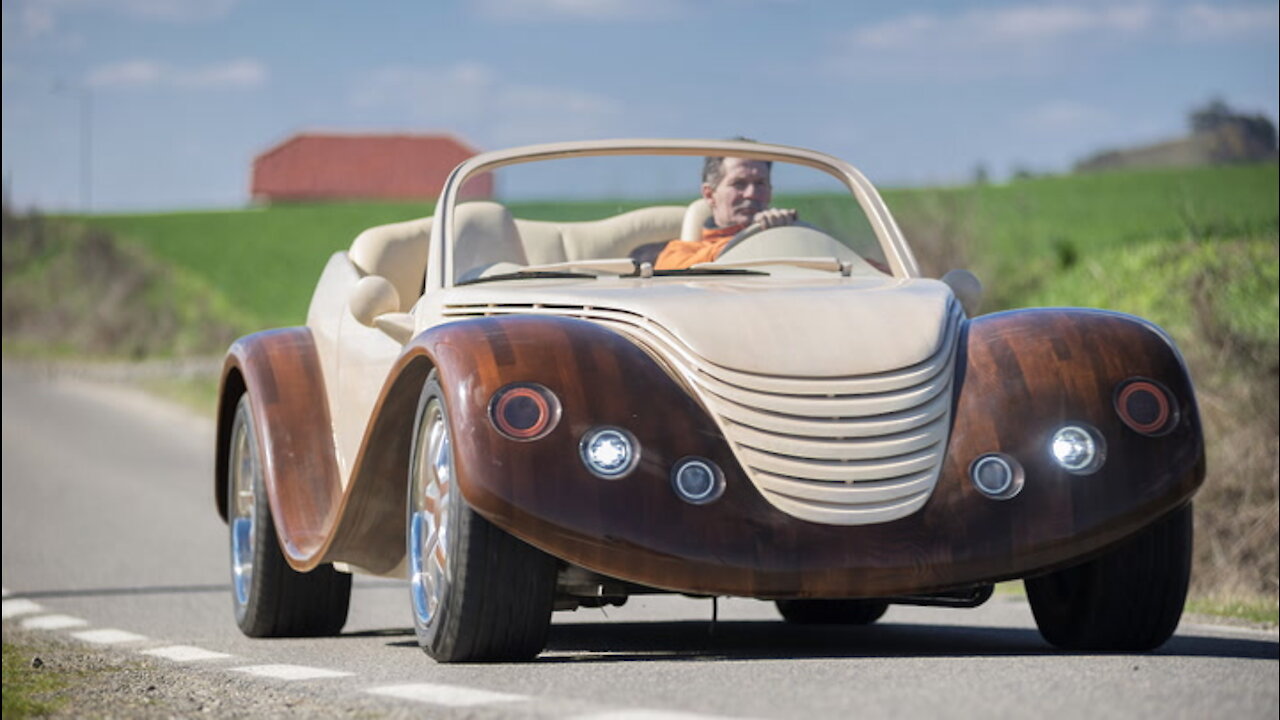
left=3, top=368, right=1277, bottom=719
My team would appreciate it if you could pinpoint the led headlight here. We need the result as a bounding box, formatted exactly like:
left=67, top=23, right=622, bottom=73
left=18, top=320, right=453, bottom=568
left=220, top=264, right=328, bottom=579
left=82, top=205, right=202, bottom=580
left=671, top=457, right=725, bottom=505
left=1050, top=424, right=1105, bottom=475
left=969, top=453, right=1024, bottom=500
left=579, top=427, right=639, bottom=479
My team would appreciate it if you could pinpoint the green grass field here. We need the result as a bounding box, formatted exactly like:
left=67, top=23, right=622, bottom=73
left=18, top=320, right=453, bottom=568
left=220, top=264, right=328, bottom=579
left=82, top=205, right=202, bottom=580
left=75, top=163, right=1276, bottom=335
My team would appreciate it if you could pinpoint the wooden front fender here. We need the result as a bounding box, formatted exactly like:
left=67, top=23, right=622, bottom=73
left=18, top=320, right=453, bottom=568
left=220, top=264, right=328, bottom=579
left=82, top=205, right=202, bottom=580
left=427, top=311, right=1204, bottom=599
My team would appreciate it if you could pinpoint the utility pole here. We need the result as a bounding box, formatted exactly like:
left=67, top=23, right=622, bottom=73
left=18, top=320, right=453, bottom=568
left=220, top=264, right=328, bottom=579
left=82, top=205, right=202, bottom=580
left=51, top=81, right=92, bottom=212
left=80, top=87, right=92, bottom=212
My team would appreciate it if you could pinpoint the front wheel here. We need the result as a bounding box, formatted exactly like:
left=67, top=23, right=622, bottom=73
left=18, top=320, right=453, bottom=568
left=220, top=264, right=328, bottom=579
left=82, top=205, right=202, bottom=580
left=776, top=599, right=889, bottom=625
left=227, top=394, right=351, bottom=637
left=407, top=373, right=556, bottom=662
left=1025, top=504, right=1193, bottom=651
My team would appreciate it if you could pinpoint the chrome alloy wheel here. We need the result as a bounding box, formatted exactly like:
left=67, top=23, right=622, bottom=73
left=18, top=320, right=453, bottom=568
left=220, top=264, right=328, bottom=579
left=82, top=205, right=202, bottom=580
left=410, top=397, right=452, bottom=627
left=228, top=401, right=257, bottom=614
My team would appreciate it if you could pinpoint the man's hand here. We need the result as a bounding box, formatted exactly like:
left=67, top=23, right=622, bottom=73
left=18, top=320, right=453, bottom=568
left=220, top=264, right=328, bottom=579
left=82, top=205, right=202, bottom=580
left=752, top=208, right=798, bottom=228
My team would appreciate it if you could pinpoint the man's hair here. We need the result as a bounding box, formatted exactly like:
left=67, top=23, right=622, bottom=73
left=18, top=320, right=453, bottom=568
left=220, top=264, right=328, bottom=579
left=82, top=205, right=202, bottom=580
left=702, top=137, right=771, bottom=188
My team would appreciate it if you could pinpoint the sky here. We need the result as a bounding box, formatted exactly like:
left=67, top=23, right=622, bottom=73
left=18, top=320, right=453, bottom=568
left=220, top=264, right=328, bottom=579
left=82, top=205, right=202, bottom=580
left=2, top=0, right=1277, bottom=213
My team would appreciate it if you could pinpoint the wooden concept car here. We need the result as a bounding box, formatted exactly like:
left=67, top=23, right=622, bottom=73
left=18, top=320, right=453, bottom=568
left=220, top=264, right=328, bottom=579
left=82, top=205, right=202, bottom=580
left=215, top=139, right=1205, bottom=662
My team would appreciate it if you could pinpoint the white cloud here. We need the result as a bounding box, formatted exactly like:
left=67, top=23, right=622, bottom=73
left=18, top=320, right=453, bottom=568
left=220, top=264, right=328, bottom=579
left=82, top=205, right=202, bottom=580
left=13, top=0, right=238, bottom=37
left=1176, top=3, right=1279, bottom=40
left=850, top=3, right=1155, bottom=53
left=350, top=61, right=623, bottom=146
left=86, top=58, right=266, bottom=90
left=474, top=0, right=685, bottom=21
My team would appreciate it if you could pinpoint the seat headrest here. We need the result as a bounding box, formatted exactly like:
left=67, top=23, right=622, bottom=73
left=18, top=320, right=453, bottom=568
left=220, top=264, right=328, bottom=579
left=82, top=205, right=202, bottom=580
left=348, top=217, right=432, bottom=311
left=452, top=201, right=528, bottom=282
left=680, top=198, right=712, bottom=242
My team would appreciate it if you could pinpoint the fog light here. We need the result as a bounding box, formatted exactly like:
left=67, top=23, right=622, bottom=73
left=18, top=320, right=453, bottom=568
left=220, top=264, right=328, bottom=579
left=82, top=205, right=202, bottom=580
left=969, top=453, right=1024, bottom=500
left=1050, top=424, right=1105, bottom=475
left=671, top=457, right=724, bottom=505
left=580, top=427, right=639, bottom=479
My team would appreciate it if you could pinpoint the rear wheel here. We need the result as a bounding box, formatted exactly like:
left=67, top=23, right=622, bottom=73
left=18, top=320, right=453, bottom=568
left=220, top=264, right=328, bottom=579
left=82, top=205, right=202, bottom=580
left=776, top=599, right=889, bottom=625
left=1025, top=504, right=1193, bottom=651
left=227, top=394, right=351, bottom=637
left=408, top=374, right=556, bottom=662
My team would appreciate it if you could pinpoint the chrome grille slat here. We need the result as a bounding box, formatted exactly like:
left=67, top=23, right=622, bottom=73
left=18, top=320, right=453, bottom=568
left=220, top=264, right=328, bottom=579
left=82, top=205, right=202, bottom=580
left=752, top=469, right=937, bottom=503
left=711, top=390, right=950, bottom=439
left=727, top=421, right=946, bottom=461
left=737, top=443, right=945, bottom=482
left=443, top=298, right=962, bottom=525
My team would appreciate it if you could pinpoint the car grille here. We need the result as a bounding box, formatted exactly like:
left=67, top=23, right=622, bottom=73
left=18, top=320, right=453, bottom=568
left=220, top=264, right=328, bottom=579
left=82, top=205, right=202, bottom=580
left=443, top=301, right=962, bottom=525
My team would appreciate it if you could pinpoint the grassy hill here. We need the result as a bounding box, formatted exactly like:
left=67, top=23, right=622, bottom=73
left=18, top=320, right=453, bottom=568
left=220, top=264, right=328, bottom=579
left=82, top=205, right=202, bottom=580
left=3, top=162, right=1276, bottom=607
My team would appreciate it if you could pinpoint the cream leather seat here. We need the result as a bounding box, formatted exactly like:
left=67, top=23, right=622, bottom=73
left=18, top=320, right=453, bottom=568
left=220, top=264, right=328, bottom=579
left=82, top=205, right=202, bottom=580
left=348, top=217, right=432, bottom=311
left=452, top=201, right=528, bottom=282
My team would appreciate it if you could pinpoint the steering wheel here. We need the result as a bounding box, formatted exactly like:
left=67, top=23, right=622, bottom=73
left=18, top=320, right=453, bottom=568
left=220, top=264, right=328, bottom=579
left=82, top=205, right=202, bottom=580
left=719, top=220, right=823, bottom=257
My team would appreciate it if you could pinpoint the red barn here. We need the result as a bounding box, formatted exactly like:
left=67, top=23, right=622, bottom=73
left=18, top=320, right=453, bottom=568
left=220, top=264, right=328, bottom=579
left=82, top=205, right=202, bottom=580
left=250, top=133, right=491, bottom=203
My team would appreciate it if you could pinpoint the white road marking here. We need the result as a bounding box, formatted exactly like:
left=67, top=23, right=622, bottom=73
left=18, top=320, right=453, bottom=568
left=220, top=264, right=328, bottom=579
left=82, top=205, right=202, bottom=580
left=142, top=645, right=234, bottom=662
left=21, top=614, right=88, bottom=630
left=573, top=707, right=747, bottom=712
left=72, top=628, right=149, bottom=644
left=232, top=664, right=354, bottom=681
left=1, top=598, right=44, bottom=619
left=367, top=683, right=528, bottom=707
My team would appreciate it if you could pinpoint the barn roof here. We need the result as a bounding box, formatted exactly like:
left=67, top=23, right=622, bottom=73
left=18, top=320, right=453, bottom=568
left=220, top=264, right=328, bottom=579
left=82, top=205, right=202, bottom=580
left=250, top=132, right=487, bottom=202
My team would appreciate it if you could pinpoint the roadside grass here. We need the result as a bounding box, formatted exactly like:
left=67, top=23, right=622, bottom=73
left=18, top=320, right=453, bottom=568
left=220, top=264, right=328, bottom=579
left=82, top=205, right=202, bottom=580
left=2, top=640, right=71, bottom=718
left=1186, top=596, right=1280, bottom=628
left=2, top=211, right=253, bottom=359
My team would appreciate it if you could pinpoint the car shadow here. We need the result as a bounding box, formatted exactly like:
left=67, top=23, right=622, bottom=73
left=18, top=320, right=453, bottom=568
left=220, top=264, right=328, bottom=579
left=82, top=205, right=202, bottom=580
left=373, top=619, right=1277, bottom=663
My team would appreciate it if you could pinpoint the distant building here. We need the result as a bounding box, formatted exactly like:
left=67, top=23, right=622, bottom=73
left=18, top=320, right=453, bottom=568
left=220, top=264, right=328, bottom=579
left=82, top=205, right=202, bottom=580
left=250, top=132, right=491, bottom=203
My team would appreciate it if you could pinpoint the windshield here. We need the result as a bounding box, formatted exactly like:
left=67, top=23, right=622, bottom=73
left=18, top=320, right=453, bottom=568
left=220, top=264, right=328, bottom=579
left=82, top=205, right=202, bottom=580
left=446, top=149, right=892, bottom=286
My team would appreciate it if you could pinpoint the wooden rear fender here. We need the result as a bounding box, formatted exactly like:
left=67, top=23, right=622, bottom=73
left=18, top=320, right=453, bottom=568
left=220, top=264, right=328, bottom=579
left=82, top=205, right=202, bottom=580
left=215, top=328, right=343, bottom=570
left=215, top=326, right=440, bottom=576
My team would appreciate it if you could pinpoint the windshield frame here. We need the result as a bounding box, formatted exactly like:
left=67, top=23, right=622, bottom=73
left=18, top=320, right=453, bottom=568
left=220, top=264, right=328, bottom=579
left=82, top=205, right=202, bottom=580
left=426, top=139, right=920, bottom=291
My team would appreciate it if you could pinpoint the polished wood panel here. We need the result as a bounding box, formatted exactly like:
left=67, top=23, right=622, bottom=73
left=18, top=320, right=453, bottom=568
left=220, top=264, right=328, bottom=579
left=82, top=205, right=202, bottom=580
left=218, top=329, right=343, bottom=567
left=219, top=308, right=1205, bottom=596
left=419, top=310, right=1204, bottom=598
left=218, top=327, right=431, bottom=575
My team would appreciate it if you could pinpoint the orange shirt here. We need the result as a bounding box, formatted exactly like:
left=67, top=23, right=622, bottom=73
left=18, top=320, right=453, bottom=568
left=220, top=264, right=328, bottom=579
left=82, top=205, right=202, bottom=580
left=653, top=223, right=748, bottom=270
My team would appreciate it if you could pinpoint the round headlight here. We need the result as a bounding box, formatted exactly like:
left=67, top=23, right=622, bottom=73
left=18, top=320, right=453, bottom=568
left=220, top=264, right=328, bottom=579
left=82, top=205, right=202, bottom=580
left=671, top=457, right=725, bottom=505
left=1050, top=424, right=1105, bottom=475
left=579, top=427, right=639, bottom=479
left=489, top=383, right=560, bottom=441
left=969, top=453, right=1024, bottom=500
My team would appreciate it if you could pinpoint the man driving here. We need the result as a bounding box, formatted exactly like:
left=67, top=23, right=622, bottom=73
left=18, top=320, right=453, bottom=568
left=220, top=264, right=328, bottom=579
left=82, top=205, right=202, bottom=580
left=651, top=154, right=798, bottom=270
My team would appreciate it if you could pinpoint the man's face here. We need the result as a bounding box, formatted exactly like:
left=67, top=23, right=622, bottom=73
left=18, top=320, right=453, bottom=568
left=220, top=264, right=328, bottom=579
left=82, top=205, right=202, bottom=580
left=703, top=158, right=773, bottom=228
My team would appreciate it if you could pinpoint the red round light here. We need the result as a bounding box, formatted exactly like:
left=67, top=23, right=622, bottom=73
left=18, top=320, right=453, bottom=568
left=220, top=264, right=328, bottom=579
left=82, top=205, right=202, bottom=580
left=1115, top=379, right=1174, bottom=436
left=489, top=384, right=560, bottom=441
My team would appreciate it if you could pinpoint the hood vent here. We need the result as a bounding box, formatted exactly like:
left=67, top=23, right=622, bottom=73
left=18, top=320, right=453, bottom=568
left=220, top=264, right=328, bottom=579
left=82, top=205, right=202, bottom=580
left=444, top=298, right=963, bottom=525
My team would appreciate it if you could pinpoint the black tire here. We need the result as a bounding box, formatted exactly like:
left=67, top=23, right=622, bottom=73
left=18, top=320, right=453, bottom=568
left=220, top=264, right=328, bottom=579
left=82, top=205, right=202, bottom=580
left=1025, top=504, right=1193, bottom=651
left=407, top=373, right=557, bottom=662
left=227, top=394, right=351, bottom=637
left=776, top=599, right=889, bottom=625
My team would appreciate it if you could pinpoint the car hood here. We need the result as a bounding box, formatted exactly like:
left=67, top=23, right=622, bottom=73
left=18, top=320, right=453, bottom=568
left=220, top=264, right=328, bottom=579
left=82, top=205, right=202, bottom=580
left=437, top=274, right=959, bottom=377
